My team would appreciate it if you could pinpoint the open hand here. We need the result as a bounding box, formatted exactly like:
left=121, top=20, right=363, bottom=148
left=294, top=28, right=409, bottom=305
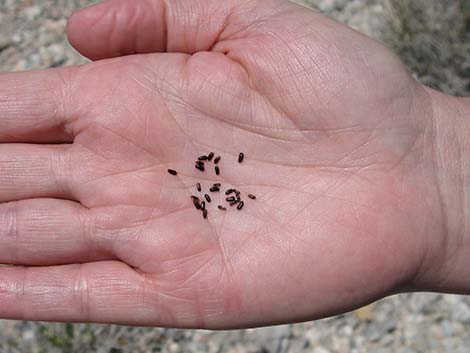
left=0, top=0, right=451, bottom=328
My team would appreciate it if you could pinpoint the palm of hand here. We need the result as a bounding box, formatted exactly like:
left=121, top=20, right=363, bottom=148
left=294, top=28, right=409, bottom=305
left=1, top=1, right=440, bottom=328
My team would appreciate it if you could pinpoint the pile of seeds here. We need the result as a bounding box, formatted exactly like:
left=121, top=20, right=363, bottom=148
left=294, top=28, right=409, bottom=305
left=167, top=152, right=256, bottom=219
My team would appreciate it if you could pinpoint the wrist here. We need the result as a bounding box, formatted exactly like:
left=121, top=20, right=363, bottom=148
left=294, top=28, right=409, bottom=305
left=411, top=87, right=470, bottom=293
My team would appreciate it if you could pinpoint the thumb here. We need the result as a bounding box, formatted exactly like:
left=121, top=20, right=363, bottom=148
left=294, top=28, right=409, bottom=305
left=67, top=0, right=274, bottom=60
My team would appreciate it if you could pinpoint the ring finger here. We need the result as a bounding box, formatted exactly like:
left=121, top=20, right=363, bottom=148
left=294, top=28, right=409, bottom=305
left=0, top=198, right=111, bottom=266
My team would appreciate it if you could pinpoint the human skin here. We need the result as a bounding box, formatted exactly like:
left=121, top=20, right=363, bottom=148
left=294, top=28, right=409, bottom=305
left=0, top=0, right=469, bottom=328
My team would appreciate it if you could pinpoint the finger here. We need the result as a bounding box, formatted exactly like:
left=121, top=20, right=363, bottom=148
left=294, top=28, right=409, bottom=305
left=66, top=0, right=286, bottom=60
left=0, top=68, right=76, bottom=143
left=0, top=144, right=76, bottom=202
left=0, top=261, right=154, bottom=324
left=0, top=199, right=110, bottom=266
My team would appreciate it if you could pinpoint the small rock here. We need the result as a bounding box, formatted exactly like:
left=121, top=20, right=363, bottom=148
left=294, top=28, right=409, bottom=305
left=252, top=325, right=292, bottom=353
left=287, top=336, right=309, bottom=353
left=11, top=32, right=22, bottom=44
left=316, top=0, right=335, bottom=12
left=441, top=320, right=454, bottom=337
left=354, top=305, right=374, bottom=321
left=0, top=35, right=10, bottom=51
left=22, top=5, right=41, bottom=20
left=168, top=342, right=180, bottom=353
left=449, top=299, right=470, bottom=323
left=313, top=346, right=331, bottom=353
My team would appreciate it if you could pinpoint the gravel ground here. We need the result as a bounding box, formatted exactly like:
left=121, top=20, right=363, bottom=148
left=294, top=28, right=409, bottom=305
left=1, top=1, right=470, bottom=353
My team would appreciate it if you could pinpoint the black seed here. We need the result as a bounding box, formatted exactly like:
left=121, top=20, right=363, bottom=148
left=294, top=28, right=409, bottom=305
left=201, top=201, right=206, bottom=210
left=196, top=160, right=205, bottom=167
left=218, top=205, right=227, bottom=211
left=237, top=201, right=244, bottom=210
left=238, top=153, right=244, bottom=163
left=209, top=186, right=220, bottom=192
left=195, top=164, right=205, bottom=171
left=248, top=194, right=256, bottom=200
left=196, top=183, right=201, bottom=192
left=213, top=183, right=221, bottom=188
left=214, top=156, right=221, bottom=164
left=167, top=169, right=177, bottom=175
left=205, top=194, right=211, bottom=203
left=208, top=152, right=214, bottom=161
left=225, top=189, right=235, bottom=195
left=215, top=166, right=220, bottom=175
left=203, top=209, right=208, bottom=219
left=191, top=195, right=201, bottom=209
left=226, top=196, right=236, bottom=202
left=229, top=200, right=239, bottom=206
left=198, top=155, right=208, bottom=161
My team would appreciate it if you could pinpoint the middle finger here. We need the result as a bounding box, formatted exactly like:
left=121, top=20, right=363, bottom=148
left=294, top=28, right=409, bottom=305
left=0, top=198, right=111, bottom=266
left=0, top=143, right=76, bottom=202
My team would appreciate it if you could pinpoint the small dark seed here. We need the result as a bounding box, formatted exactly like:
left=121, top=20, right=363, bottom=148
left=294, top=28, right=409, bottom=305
left=191, top=195, right=199, bottom=201
left=196, top=183, right=202, bottom=192
left=205, top=194, right=211, bottom=203
left=167, top=169, right=177, bottom=175
left=196, top=160, right=205, bottom=166
left=195, top=164, right=205, bottom=171
left=226, top=196, right=236, bottom=202
left=198, top=155, right=208, bottom=161
left=248, top=194, right=256, bottom=200
left=230, top=200, right=239, bottom=206
left=201, top=201, right=206, bottom=210
left=209, top=186, right=220, bottom=192
left=203, top=209, right=208, bottom=219
left=237, top=201, right=244, bottom=210
left=208, top=152, right=214, bottom=161
left=214, top=156, right=221, bottom=164
left=225, top=189, right=235, bottom=195
left=193, top=200, right=201, bottom=210
left=218, top=205, right=227, bottom=211
left=213, top=183, right=221, bottom=188
left=215, top=166, right=220, bottom=175
left=238, top=152, right=244, bottom=163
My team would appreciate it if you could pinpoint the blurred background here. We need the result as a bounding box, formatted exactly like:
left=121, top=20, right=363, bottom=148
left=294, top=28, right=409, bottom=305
left=0, top=0, right=469, bottom=352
